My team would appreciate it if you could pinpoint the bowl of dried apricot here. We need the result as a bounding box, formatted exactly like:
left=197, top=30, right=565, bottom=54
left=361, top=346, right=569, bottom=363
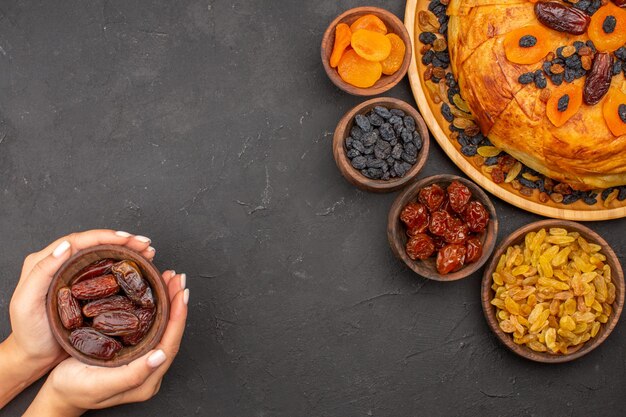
left=321, top=7, right=412, bottom=96
left=47, top=245, right=170, bottom=367
left=482, top=220, right=625, bottom=363
left=387, top=174, right=498, bottom=281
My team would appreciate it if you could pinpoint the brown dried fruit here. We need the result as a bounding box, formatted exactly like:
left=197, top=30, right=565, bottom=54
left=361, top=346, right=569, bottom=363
left=577, top=46, right=593, bottom=56
left=418, top=11, right=440, bottom=32
left=72, top=259, right=115, bottom=284
left=57, top=287, right=83, bottom=330
left=551, top=192, right=564, bottom=203
left=69, top=328, right=122, bottom=360
left=112, top=261, right=149, bottom=306
left=550, top=64, right=565, bottom=74
left=71, top=275, right=119, bottom=300
left=584, top=53, right=613, bottom=105
left=432, top=67, right=446, bottom=79
left=82, top=295, right=135, bottom=318
left=581, top=55, right=593, bottom=70
left=535, top=2, right=590, bottom=35
left=122, top=308, right=156, bottom=346
left=92, top=311, right=140, bottom=336
left=554, top=183, right=573, bottom=195
left=424, top=65, right=433, bottom=81
left=433, top=38, right=447, bottom=52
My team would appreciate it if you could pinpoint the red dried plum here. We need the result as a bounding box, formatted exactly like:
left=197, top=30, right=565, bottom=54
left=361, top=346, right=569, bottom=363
left=464, top=201, right=490, bottom=233
left=436, top=244, right=467, bottom=275
left=406, top=234, right=435, bottom=260
left=418, top=184, right=446, bottom=211
left=447, top=181, right=472, bottom=213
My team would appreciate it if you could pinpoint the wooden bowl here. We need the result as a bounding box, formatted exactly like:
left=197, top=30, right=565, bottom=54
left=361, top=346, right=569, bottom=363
left=481, top=220, right=625, bottom=363
left=387, top=174, right=498, bottom=281
left=321, top=6, right=412, bottom=96
left=46, top=245, right=170, bottom=367
left=333, top=97, right=430, bottom=193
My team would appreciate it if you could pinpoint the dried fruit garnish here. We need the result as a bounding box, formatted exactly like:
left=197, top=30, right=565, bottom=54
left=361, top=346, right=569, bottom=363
left=57, top=287, right=83, bottom=330
left=583, top=53, right=613, bottom=105
left=380, top=33, right=406, bottom=75
left=329, top=23, right=351, bottom=68
left=546, top=84, right=583, bottom=127
left=534, top=1, right=590, bottom=35
left=350, top=14, right=387, bottom=34
left=351, top=29, right=392, bottom=62
left=69, top=328, right=122, bottom=360
left=603, top=88, right=626, bottom=136
left=338, top=49, right=382, bottom=88
left=503, top=25, right=553, bottom=64
left=588, top=3, right=626, bottom=52
left=71, top=274, right=120, bottom=300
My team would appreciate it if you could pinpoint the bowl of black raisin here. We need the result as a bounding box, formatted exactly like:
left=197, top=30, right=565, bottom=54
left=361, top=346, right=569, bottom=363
left=333, top=97, right=430, bottom=192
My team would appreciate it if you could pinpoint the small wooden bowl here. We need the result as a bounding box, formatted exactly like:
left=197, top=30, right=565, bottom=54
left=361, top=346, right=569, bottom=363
left=321, top=6, right=412, bottom=96
left=387, top=174, right=498, bottom=281
left=333, top=97, right=430, bottom=193
left=46, top=245, right=170, bottom=367
left=481, top=220, right=625, bottom=363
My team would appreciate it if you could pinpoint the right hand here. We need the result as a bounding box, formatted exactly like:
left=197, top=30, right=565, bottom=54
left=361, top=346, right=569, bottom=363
left=24, top=270, right=188, bottom=417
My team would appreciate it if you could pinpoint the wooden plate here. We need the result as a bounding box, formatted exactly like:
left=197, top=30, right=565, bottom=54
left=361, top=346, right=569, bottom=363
left=404, top=0, right=626, bottom=221
left=481, top=220, right=625, bottom=363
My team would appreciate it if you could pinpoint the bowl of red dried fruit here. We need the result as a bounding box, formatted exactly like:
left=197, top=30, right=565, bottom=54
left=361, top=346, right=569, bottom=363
left=46, top=245, right=169, bottom=367
left=387, top=174, right=498, bottom=281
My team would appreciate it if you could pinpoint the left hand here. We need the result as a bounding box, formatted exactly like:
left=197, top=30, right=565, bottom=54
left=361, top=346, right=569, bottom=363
left=8, top=230, right=156, bottom=371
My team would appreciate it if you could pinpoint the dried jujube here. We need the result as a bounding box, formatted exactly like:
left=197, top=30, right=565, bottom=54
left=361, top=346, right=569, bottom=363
left=400, top=181, right=490, bottom=275
left=71, top=274, right=120, bottom=300
left=57, top=287, right=83, bottom=330
left=59, top=258, right=157, bottom=361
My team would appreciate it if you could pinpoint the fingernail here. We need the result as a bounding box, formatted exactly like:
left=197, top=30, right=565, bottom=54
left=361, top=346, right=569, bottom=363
left=183, top=288, right=190, bottom=305
left=147, top=246, right=156, bottom=253
left=135, top=235, right=151, bottom=243
left=147, top=350, right=166, bottom=368
left=53, top=241, right=71, bottom=258
left=180, top=273, right=186, bottom=290
left=115, top=231, right=132, bottom=238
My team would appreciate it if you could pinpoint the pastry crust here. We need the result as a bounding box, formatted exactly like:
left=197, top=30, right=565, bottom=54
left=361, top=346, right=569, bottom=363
left=448, top=0, right=626, bottom=190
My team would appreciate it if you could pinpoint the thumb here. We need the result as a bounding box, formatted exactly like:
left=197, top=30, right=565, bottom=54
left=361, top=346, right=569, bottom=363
left=27, top=240, right=72, bottom=296
left=95, top=349, right=167, bottom=395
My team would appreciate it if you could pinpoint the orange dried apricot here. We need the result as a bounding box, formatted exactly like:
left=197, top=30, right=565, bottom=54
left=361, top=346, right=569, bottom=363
left=603, top=88, right=626, bottom=137
left=349, top=14, right=387, bottom=35
left=330, top=23, right=352, bottom=68
left=351, top=29, right=392, bottom=62
left=546, top=83, right=583, bottom=127
left=380, top=33, right=406, bottom=75
left=338, top=49, right=382, bottom=88
left=588, top=3, right=626, bottom=52
left=503, top=25, right=553, bottom=65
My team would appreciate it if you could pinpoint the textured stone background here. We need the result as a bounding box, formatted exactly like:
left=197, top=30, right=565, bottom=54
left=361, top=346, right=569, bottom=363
left=0, top=1, right=624, bottom=416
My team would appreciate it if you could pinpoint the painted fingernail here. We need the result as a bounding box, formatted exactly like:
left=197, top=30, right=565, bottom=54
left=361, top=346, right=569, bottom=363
left=183, top=289, right=190, bottom=305
left=135, top=235, right=151, bottom=243
left=147, top=350, right=166, bottom=368
left=180, top=273, right=186, bottom=290
left=53, top=240, right=71, bottom=258
left=147, top=246, right=156, bottom=253
left=115, top=231, right=132, bottom=238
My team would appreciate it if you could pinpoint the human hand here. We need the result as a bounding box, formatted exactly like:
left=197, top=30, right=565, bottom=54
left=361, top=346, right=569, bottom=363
left=24, top=270, right=188, bottom=417
left=8, top=230, right=156, bottom=372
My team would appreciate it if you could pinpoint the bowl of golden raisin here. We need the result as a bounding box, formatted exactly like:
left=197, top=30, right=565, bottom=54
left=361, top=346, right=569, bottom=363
left=482, top=220, right=625, bottom=363
left=321, top=7, right=412, bottom=96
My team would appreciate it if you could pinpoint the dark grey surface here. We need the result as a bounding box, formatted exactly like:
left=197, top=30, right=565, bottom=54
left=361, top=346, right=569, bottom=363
left=0, top=0, right=624, bottom=416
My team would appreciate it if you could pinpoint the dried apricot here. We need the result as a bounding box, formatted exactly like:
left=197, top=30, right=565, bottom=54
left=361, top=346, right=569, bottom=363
left=351, top=29, right=392, bottom=62
left=503, top=25, right=553, bottom=65
left=546, top=83, right=583, bottom=127
left=338, top=50, right=382, bottom=88
left=380, top=33, right=406, bottom=75
left=588, top=3, right=626, bottom=52
left=603, top=88, right=626, bottom=137
left=349, top=14, right=387, bottom=35
left=330, top=23, right=352, bottom=68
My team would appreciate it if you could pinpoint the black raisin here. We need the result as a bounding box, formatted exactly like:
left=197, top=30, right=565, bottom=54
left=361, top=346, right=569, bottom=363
left=551, top=73, right=564, bottom=86
left=404, top=142, right=418, bottom=157
left=403, top=116, right=416, bottom=132
left=401, top=129, right=412, bottom=143
left=519, top=178, right=538, bottom=189
left=379, top=123, right=395, bottom=141
left=603, top=15, right=617, bottom=34
left=351, top=126, right=364, bottom=140
left=619, top=104, right=626, bottom=124
left=389, top=116, right=402, bottom=126
left=368, top=112, right=384, bottom=126
left=602, top=187, right=615, bottom=200
left=373, top=106, right=392, bottom=119
left=618, top=187, right=626, bottom=201
left=556, top=46, right=565, bottom=59
left=573, top=41, right=585, bottom=52
left=419, top=32, right=437, bottom=45
left=518, top=72, right=535, bottom=85
left=565, top=55, right=581, bottom=69
left=586, top=40, right=596, bottom=53
left=461, top=144, right=477, bottom=156
left=614, top=61, right=623, bottom=76
left=361, top=131, right=378, bottom=147
left=394, top=161, right=407, bottom=177
left=519, top=35, right=537, bottom=48
left=345, top=137, right=353, bottom=149
left=562, top=193, right=581, bottom=205
left=346, top=149, right=360, bottom=159
left=374, top=144, right=391, bottom=160
left=535, top=71, right=547, bottom=89
left=391, top=144, right=403, bottom=160
left=615, top=47, right=626, bottom=61
left=363, top=146, right=374, bottom=155
left=484, top=157, right=499, bottom=166
left=401, top=152, right=417, bottom=164
left=390, top=109, right=405, bottom=117
left=351, top=140, right=365, bottom=153
left=351, top=156, right=367, bottom=170
left=366, top=157, right=385, bottom=169
left=355, top=115, right=372, bottom=132
left=558, top=94, right=570, bottom=112
left=413, top=132, right=423, bottom=150
left=441, top=103, right=454, bottom=122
